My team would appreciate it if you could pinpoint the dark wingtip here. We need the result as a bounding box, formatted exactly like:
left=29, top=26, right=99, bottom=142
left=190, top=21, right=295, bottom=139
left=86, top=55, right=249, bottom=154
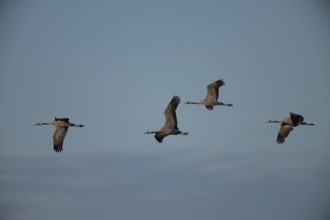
left=216, top=79, right=225, bottom=86
left=172, top=95, right=181, bottom=104
left=54, top=145, right=63, bottom=153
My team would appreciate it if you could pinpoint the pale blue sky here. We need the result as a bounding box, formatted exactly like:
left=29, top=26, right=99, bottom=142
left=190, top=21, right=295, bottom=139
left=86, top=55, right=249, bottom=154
left=1, top=0, right=330, bottom=220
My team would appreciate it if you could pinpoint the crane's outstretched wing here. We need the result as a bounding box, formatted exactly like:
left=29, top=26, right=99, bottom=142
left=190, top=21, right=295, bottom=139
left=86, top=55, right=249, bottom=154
left=289, top=112, right=304, bottom=126
left=277, top=124, right=293, bottom=144
left=205, top=79, right=225, bottom=102
left=53, top=126, right=68, bottom=152
left=164, top=96, right=180, bottom=129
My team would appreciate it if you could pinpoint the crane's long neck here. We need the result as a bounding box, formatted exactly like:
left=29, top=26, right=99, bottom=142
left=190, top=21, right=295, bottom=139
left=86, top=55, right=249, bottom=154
left=185, top=101, right=203, bottom=105
left=267, top=120, right=281, bottom=123
left=35, top=122, right=51, bottom=126
left=145, top=131, right=157, bottom=134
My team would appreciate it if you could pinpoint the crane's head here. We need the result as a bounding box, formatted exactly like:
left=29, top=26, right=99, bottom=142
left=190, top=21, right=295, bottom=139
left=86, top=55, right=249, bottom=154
left=266, top=119, right=280, bottom=123
left=35, top=122, right=48, bottom=126
left=144, top=131, right=156, bottom=134
left=185, top=101, right=198, bottom=104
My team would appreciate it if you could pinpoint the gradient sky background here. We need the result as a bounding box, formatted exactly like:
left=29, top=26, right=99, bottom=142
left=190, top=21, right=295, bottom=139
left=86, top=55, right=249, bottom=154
left=1, top=0, right=330, bottom=219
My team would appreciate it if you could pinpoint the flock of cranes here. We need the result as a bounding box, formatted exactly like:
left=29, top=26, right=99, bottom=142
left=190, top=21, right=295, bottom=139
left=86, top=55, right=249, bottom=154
left=35, top=79, right=314, bottom=153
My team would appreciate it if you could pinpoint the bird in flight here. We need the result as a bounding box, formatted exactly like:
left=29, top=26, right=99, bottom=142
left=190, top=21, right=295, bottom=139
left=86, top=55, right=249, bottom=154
left=145, top=96, right=188, bottom=143
left=267, top=112, right=314, bottom=144
left=35, top=117, right=84, bottom=152
left=185, top=79, right=233, bottom=110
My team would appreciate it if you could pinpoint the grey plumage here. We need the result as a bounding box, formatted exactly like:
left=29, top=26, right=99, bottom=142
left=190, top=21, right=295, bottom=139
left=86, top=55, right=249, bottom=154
left=185, top=79, right=233, bottom=110
left=145, top=96, right=188, bottom=143
left=35, top=117, right=84, bottom=152
left=267, top=112, right=314, bottom=144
